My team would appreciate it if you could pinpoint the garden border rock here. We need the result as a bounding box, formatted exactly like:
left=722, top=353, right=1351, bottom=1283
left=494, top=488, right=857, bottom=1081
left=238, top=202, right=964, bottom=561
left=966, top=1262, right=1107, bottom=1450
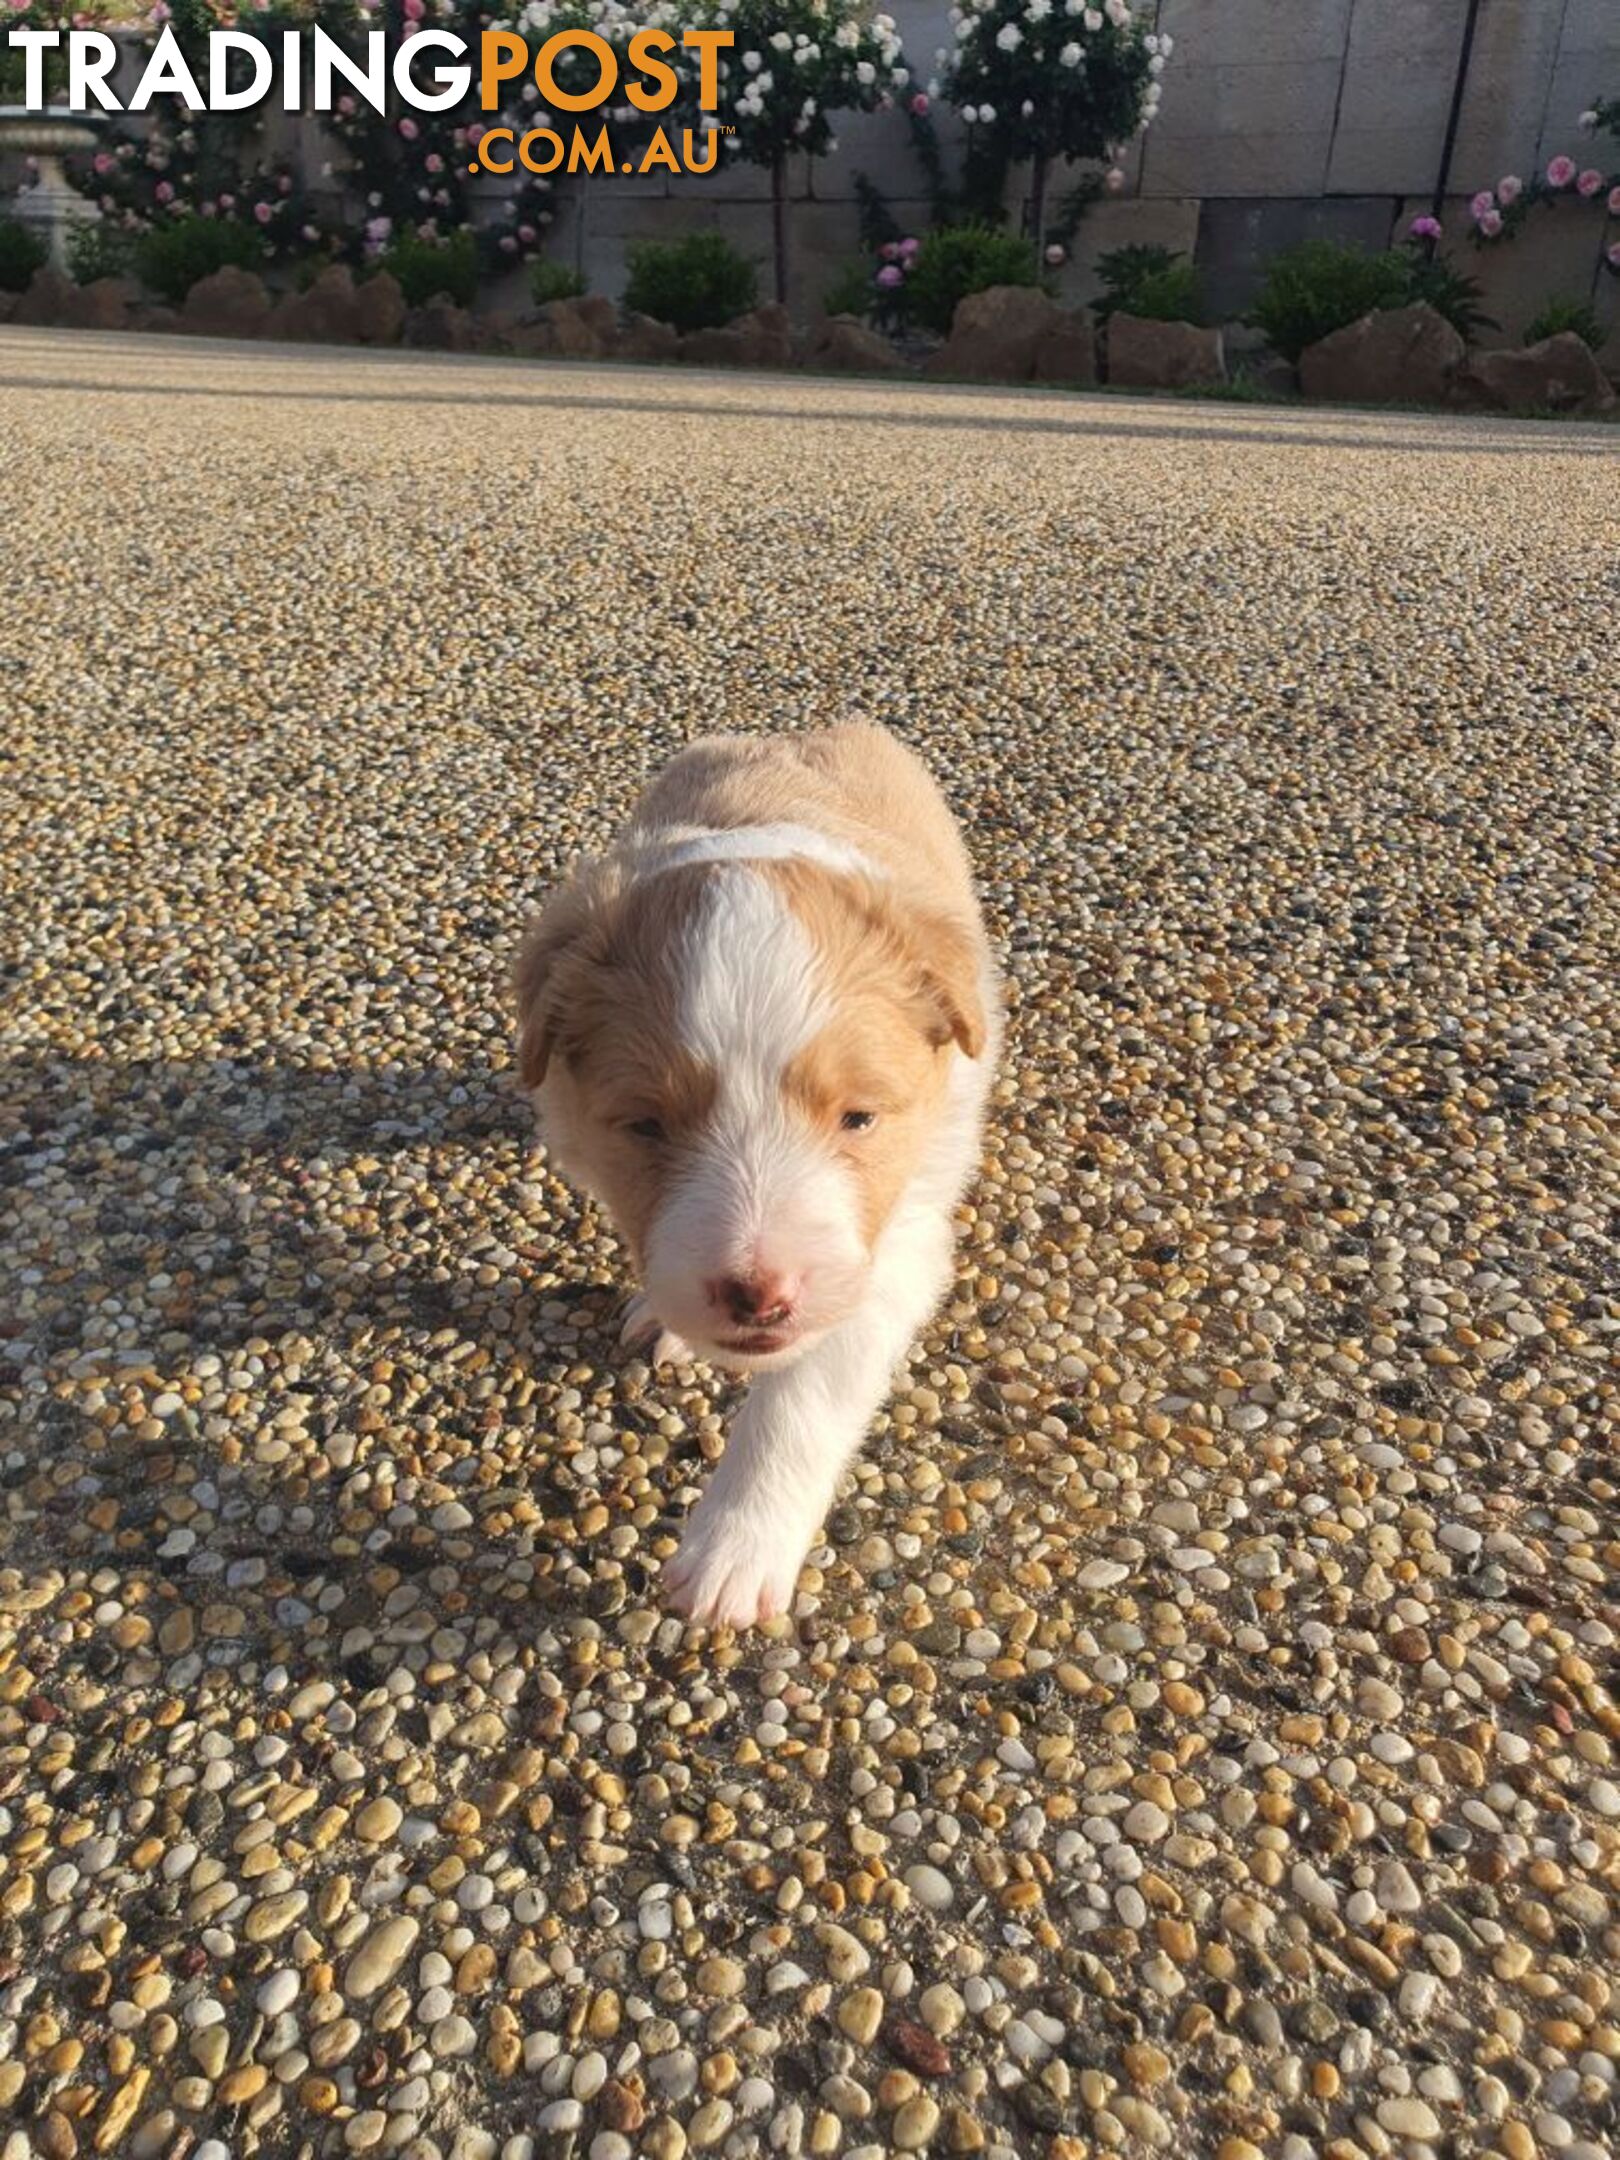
left=1449, top=331, right=1617, bottom=418
left=5, top=265, right=1616, bottom=422
left=1298, top=303, right=1464, bottom=408
left=1107, top=314, right=1226, bottom=390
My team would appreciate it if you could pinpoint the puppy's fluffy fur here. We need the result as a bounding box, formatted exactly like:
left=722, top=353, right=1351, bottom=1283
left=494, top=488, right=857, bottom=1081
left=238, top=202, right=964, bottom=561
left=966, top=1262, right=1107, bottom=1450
left=514, top=724, right=1000, bottom=1626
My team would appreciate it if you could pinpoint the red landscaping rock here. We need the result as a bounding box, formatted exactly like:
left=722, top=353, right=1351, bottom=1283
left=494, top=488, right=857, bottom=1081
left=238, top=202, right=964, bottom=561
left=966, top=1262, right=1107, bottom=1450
left=1298, top=303, right=1463, bottom=407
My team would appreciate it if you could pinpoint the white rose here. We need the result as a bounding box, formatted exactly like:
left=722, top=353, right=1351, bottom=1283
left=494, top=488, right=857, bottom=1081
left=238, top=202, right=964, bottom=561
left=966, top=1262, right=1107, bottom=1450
left=995, top=21, right=1022, bottom=49
left=856, top=60, right=875, bottom=83
left=1059, top=40, right=1080, bottom=64
left=769, top=30, right=791, bottom=50
left=978, top=100, right=996, bottom=120
left=962, top=102, right=978, bottom=123
left=742, top=48, right=760, bottom=69
left=1084, top=7, right=1101, bottom=26
left=1148, top=53, right=1163, bottom=74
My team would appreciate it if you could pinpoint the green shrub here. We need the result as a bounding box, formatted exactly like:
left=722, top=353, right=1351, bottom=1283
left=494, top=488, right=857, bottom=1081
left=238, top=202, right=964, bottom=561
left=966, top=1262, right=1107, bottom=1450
left=1523, top=294, right=1603, bottom=350
left=903, top=223, right=1041, bottom=336
left=377, top=227, right=478, bottom=309
left=822, top=260, right=877, bottom=321
left=1246, top=241, right=1413, bottom=363
left=1119, top=262, right=1205, bottom=325
left=1091, top=243, right=1181, bottom=323
left=0, top=217, right=48, bottom=294
left=623, top=231, right=758, bottom=334
left=530, top=257, right=587, bottom=307
left=66, top=222, right=136, bottom=287
left=1248, top=239, right=1497, bottom=360
left=1403, top=254, right=1495, bottom=343
left=135, top=216, right=267, bottom=305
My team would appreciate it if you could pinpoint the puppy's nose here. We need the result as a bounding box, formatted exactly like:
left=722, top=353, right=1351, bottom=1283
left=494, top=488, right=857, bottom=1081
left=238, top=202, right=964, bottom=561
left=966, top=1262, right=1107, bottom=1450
left=713, top=1272, right=797, bottom=1328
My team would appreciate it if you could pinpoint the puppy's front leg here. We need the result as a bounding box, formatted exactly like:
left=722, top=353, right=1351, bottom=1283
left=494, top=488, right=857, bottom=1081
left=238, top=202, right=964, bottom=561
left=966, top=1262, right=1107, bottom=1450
left=664, top=1212, right=952, bottom=1628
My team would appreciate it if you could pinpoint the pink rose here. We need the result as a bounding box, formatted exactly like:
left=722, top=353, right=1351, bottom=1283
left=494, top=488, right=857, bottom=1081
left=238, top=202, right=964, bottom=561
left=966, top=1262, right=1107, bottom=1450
left=254, top=202, right=272, bottom=224
left=1044, top=243, right=1067, bottom=266
left=1545, top=155, right=1576, bottom=188
left=1576, top=168, right=1604, bottom=197
left=278, top=174, right=291, bottom=193
left=154, top=180, right=173, bottom=203
left=399, top=117, right=419, bottom=140
left=425, top=154, right=444, bottom=174
left=910, top=93, right=929, bottom=116
left=220, top=193, right=235, bottom=210
left=1408, top=214, right=1442, bottom=241
left=1496, top=175, right=1522, bottom=205
left=93, top=152, right=112, bottom=174
left=875, top=264, right=903, bottom=289
left=898, top=236, right=919, bottom=257
left=880, top=241, right=901, bottom=261
left=1105, top=167, right=1125, bottom=193
left=1478, top=208, right=1503, bottom=237
left=1469, top=189, right=1495, bottom=219
left=403, top=0, right=424, bottom=13
left=500, top=235, right=517, bottom=253
left=518, top=224, right=535, bottom=243
left=1608, top=241, right=1620, bottom=269
left=1609, top=186, right=1620, bottom=217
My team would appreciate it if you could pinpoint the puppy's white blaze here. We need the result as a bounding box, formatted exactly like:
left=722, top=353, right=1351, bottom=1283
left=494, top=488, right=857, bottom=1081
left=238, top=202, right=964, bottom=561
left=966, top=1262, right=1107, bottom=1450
left=675, top=865, right=828, bottom=1077
left=642, top=867, right=866, bottom=1353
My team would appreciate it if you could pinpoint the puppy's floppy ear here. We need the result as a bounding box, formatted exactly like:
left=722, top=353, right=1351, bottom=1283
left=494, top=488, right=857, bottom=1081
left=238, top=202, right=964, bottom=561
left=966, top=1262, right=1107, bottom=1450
left=905, top=905, right=988, bottom=1060
left=512, top=873, right=610, bottom=1089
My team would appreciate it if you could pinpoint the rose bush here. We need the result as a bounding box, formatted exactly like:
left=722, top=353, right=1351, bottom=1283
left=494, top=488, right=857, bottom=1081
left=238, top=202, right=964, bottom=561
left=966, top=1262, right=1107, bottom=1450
left=1467, top=98, right=1620, bottom=279
left=68, top=0, right=555, bottom=293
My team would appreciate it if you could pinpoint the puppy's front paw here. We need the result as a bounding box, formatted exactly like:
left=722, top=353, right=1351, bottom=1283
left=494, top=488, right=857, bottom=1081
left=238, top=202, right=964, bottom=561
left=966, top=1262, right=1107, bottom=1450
left=619, top=1293, right=691, bottom=1368
left=664, top=1492, right=808, bottom=1629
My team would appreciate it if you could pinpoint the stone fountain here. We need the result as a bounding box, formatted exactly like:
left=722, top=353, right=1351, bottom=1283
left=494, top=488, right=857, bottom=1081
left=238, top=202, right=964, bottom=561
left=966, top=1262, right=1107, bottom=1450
left=0, top=106, right=103, bottom=270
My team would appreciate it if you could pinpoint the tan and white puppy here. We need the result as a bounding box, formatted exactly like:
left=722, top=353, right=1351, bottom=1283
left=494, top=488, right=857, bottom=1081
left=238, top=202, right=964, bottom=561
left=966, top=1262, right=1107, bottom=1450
left=513, top=724, right=1000, bottom=1627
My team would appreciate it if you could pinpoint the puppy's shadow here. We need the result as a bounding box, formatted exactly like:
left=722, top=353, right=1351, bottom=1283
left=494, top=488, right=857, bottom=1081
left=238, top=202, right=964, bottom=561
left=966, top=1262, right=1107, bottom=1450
left=0, top=1050, right=605, bottom=1386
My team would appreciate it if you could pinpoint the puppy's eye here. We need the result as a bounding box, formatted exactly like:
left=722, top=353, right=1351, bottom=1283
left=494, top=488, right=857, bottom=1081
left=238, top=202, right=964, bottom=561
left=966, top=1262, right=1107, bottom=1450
left=627, top=1117, right=666, bottom=1141
left=841, top=1110, right=877, bottom=1132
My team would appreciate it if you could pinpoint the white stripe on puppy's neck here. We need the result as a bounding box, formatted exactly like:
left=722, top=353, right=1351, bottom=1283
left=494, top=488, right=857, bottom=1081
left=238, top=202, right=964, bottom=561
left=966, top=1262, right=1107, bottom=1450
left=634, top=821, right=882, bottom=882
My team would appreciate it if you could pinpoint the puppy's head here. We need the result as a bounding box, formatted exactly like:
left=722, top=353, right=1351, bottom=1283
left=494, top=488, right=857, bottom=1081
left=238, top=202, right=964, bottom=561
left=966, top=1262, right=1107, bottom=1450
left=514, top=856, right=985, bottom=1369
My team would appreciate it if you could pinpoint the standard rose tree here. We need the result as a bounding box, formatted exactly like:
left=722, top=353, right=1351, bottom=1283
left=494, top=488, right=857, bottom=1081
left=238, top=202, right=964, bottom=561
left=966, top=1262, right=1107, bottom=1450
left=939, top=0, right=1167, bottom=255
left=698, top=0, right=912, bottom=306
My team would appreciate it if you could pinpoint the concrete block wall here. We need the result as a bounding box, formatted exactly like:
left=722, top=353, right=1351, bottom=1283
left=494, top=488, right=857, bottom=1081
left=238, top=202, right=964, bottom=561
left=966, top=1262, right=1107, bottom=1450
left=5, top=1, right=1616, bottom=352
left=546, top=0, right=1619, bottom=335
